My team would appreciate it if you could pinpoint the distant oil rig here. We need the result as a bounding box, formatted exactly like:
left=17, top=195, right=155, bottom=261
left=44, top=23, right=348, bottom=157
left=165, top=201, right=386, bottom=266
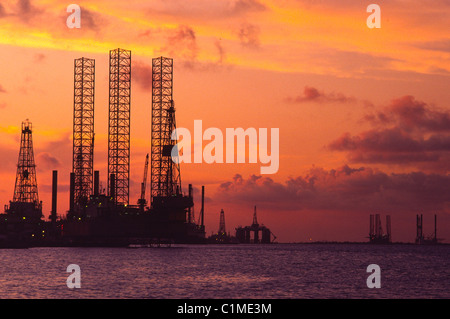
left=415, top=214, right=439, bottom=245
left=368, top=213, right=442, bottom=245
left=0, top=50, right=207, bottom=247
left=207, top=209, right=237, bottom=244
left=207, top=206, right=276, bottom=244
left=1, top=49, right=444, bottom=248
left=235, top=206, right=277, bottom=244
left=368, top=214, right=391, bottom=244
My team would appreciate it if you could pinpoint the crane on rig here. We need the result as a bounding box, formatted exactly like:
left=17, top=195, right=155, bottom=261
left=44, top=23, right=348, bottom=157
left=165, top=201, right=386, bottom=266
left=137, top=153, right=149, bottom=210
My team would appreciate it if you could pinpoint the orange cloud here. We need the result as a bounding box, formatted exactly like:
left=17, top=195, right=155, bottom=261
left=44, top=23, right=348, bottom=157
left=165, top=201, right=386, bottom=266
left=0, top=0, right=447, bottom=76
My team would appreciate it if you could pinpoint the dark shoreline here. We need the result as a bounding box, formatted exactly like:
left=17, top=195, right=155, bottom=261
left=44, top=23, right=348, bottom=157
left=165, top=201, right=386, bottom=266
left=274, top=241, right=449, bottom=246
left=2, top=240, right=449, bottom=249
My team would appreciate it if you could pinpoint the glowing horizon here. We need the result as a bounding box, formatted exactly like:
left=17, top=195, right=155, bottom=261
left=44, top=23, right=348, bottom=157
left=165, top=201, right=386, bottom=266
left=1, top=0, right=449, bottom=243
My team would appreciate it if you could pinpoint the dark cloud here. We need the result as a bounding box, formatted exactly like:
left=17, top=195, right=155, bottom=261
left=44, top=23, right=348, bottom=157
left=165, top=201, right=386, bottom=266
left=0, top=0, right=45, bottom=24
left=80, top=7, right=103, bottom=31
left=285, top=86, right=357, bottom=104
left=36, top=152, right=61, bottom=171
left=0, top=84, right=6, bottom=93
left=365, top=95, right=450, bottom=132
left=160, top=25, right=205, bottom=70
left=16, top=0, right=44, bottom=22
left=412, top=39, right=450, bottom=53
left=160, top=26, right=229, bottom=72
left=164, top=25, right=198, bottom=61
left=59, top=6, right=106, bottom=32
left=216, top=168, right=450, bottom=213
left=132, top=60, right=153, bottom=90
left=17, top=0, right=33, bottom=15
left=237, top=23, right=261, bottom=48
left=0, top=3, right=6, bottom=18
left=0, top=130, right=70, bottom=174
left=328, top=130, right=449, bottom=164
left=328, top=95, right=450, bottom=169
left=42, top=132, right=71, bottom=152
left=329, top=129, right=450, bottom=154
left=35, top=133, right=72, bottom=172
left=230, top=0, right=266, bottom=15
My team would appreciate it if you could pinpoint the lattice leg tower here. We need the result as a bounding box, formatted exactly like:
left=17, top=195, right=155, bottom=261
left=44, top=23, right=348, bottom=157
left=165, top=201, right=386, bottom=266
left=73, top=57, right=95, bottom=209
left=108, top=48, right=131, bottom=206
left=151, top=56, right=181, bottom=201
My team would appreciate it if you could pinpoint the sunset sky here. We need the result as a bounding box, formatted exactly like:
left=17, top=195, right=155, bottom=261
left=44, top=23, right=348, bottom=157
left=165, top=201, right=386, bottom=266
left=0, top=0, right=449, bottom=242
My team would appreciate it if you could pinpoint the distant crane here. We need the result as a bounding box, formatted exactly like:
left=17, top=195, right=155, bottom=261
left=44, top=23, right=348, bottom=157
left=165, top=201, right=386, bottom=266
left=137, top=154, right=149, bottom=210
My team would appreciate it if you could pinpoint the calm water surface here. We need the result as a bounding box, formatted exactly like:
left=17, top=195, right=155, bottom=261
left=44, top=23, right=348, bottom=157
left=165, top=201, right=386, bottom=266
left=0, top=244, right=448, bottom=298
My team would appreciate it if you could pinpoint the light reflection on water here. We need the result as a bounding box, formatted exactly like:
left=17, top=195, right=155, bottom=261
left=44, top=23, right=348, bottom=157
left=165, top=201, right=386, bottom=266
left=0, top=244, right=449, bottom=298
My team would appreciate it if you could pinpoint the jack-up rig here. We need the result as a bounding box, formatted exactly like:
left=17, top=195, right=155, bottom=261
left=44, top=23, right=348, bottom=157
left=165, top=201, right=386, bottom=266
left=415, top=214, right=441, bottom=245
left=62, top=52, right=206, bottom=246
left=0, top=50, right=206, bottom=247
left=368, top=214, right=391, bottom=244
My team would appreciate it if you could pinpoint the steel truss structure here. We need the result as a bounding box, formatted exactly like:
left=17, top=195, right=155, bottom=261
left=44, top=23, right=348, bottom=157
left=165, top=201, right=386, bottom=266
left=151, top=56, right=182, bottom=201
left=73, top=57, right=95, bottom=207
left=13, top=121, right=39, bottom=206
left=108, top=48, right=131, bottom=206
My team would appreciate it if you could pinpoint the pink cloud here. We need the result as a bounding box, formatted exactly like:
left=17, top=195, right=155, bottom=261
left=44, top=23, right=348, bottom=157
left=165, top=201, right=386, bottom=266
left=216, top=167, right=450, bottom=214
left=329, top=95, right=450, bottom=169
left=286, top=86, right=357, bottom=104
left=132, top=60, right=152, bottom=90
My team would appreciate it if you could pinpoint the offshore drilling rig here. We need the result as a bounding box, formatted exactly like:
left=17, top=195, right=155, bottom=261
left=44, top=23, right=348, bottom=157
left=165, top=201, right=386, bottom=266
left=0, top=49, right=206, bottom=247
left=61, top=50, right=206, bottom=246
left=207, top=209, right=237, bottom=243
left=0, top=121, right=45, bottom=247
left=235, top=206, right=276, bottom=244
left=368, top=214, right=391, bottom=244
left=415, top=214, right=440, bottom=245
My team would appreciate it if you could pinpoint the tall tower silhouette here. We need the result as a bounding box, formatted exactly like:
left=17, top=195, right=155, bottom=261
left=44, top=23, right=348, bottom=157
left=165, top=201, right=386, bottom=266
left=73, top=57, right=95, bottom=210
left=219, top=209, right=226, bottom=235
left=151, top=56, right=182, bottom=201
left=108, top=48, right=131, bottom=206
left=3, top=120, right=43, bottom=244
left=13, top=120, right=39, bottom=207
